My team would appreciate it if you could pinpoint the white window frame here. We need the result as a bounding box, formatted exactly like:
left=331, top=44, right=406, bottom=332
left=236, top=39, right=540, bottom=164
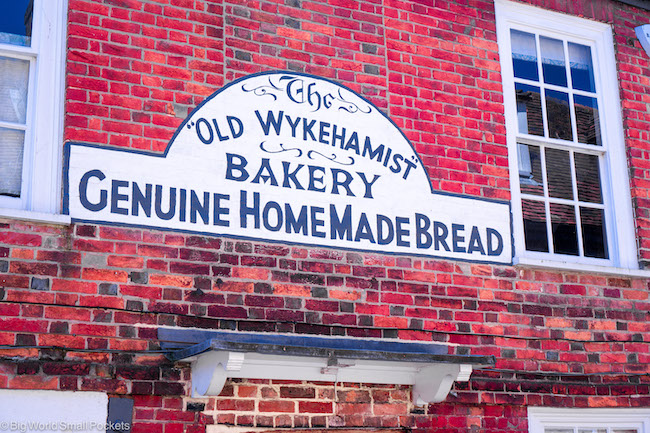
left=529, top=407, right=650, bottom=433
left=0, top=0, right=69, bottom=223
left=495, top=0, right=641, bottom=275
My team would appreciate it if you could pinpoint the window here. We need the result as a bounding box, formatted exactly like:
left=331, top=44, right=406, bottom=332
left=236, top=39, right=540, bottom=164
left=0, top=0, right=67, bottom=219
left=528, top=408, right=650, bottom=433
left=496, top=0, right=638, bottom=271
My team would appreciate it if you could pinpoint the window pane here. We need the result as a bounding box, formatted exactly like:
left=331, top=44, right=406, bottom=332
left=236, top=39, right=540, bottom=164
left=522, top=199, right=549, bottom=252
left=0, top=127, right=25, bottom=197
left=516, top=83, right=543, bottom=136
left=574, top=94, right=601, bottom=146
left=612, top=430, right=638, bottom=433
left=569, top=42, right=596, bottom=92
left=0, top=0, right=32, bottom=47
left=511, top=29, right=539, bottom=81
left=545, top=89, right=573, bottom=140
left=575, top=153, right=602, bottom=203
left=519, top=144, right=544, bottom=195
left=551, top=203, right=578, bottom=255
left=545, top=428, right=574, bottom=433
left=0, top=56, right=30, bottom=124
left=581, top=207, right=608, bottom=259
left=545, top=148, right=573, bottom=200
left=540, top=36, right=568, bottom=87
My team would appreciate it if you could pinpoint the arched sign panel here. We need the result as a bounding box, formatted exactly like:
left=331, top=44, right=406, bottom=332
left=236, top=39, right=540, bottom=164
left=64, top=72, right=512, bottom=264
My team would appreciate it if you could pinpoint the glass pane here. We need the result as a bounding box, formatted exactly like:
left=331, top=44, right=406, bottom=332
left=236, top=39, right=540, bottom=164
left=613, top=430, right=638, bottom=433
left=551, top=203, right=578, bottom=255
left=516, top=83, right=543, bottom=136
left=545, top=428, right=574, bottom=433
left=522, top=199, right=548, bottom=252
left=0, top=0, right=33, bottom=47
left=569, top=42, right=596, bottom=92
left=519, top=144, right=544, bottom=195
left=0, top=127, right=25, bottom=197
left=540, top=36, right=567, bottom=87
left=581, top=207, right=607, bottom=259
left=545, top=148, right=573, bottom=200
left=546, top=89, right=573, bottom=141
left=511, top=29, right=539, bottom=81
left=578, top=430, right=594, bottom=433
left=575, top=153, right=602, bottom=203
left=574, top=95, right=601, bottom=146
left=0, top=56, right=30, bottom=124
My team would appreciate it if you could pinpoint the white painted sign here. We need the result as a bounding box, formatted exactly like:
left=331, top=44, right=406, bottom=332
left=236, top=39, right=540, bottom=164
left=0, top=390, right=109, bottom=433
left=65, top=72, right=512, bottom=264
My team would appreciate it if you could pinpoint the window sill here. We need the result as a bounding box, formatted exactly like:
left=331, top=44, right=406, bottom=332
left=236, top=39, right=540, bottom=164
left=0, top=208, right=71, bottom=225
left=514, top=256, right=650, bottom=278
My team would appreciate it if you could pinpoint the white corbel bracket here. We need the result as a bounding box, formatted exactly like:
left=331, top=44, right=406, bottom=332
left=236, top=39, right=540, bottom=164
left=192, top=351, right=245, bottom=396
left=190, top=349, right=473, bottom=404
left=413, top=363, right=473, bottom=405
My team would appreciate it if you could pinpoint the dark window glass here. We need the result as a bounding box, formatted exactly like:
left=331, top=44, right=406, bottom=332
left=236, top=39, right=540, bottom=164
left=516, top=83, right=543, bottom=136
left=568, top=42, right=596, bottom=93
left=545, top=148, right=573, bottom=200
left=0, top=0, right=33, bottom=47
left=511, top=30, right=539, bottom=81
left=580, top=207, right=607, bottom=259
left=550, top=203, right=578, bottom=255
left=0, top=56, right=30, bottom=124
left=519, top=144, right=544, bottom=195
left=573, top=95, right=601, bottom=146
left=545, top=89, right=573, bottom=141
left=540, top=36, right=567, bottom=87
left=0, top=127, right=25, bottom=197
left=522, top=199, right=549, bottom=252
left=574, top=153, right=602, bottom=203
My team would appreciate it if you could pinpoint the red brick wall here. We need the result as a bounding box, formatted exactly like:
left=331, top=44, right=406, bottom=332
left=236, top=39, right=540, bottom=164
left=2, top=220, right=650, bottom=431
left=2, top=0, right=650, bottom=432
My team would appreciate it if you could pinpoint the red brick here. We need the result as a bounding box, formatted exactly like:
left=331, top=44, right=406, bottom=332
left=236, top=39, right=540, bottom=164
left=0, top=232, right=42, bottom=246
left=70, top=323, right=116, bottom=337
left=298, top=401, right=332, bottom=413
left=258, top=400, right=295, bottom=413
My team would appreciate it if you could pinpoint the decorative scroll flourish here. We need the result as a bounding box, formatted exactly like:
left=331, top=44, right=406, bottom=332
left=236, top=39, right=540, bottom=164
left=259, top=141, right=303, bottom=157
left=307, top=150, right=355, bottom=166
left=241, top=75, right=372, bottom=115
left=241, top=79, right=281, bottom=100
left=335, top=89, right=372, bottom=114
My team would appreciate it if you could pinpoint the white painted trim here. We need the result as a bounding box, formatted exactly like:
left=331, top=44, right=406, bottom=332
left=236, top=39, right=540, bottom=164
left=495, top=0, right=638, bottom=270
left=528, top=407, right=650, bottom=433
left=0, top=390, right=109, bottom=433
left=30, top=0, right=68, bottom=214
left=514, top=256, right=650, bottom=278
left=0, top=0, right=68, bottom=215
left=190, top=349, right=472, bottom=405
left=0, top=207, right=71, bottom=225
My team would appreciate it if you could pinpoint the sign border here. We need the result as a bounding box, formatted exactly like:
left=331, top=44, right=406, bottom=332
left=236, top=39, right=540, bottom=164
left=62, top=70, right=514, bottom=265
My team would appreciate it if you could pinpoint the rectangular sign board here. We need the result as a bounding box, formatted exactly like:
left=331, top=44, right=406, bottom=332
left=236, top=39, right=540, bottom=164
left=65, top=72, right=512, bottom=264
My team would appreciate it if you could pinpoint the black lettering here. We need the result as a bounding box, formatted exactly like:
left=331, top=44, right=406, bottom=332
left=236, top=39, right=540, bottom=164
left=255, top=110, right=283, bottom=136
left=79, top=169, right=107, bottom=212
left=155, top=185, right=176, bottom=220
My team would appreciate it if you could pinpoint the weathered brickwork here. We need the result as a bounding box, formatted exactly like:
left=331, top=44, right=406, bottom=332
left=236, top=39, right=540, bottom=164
left=2, top=0, right=650, bottom=432
left=1, top=219, right=650, bottom=431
